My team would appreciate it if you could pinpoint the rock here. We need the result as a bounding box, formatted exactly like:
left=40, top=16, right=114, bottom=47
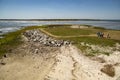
left=51, top=41, right=55, bottom=44
left=64, top=41, right=70, bottom=45
left=23, top=29, right=71, bottom=47
left=34, top=49, right=39, bottom=54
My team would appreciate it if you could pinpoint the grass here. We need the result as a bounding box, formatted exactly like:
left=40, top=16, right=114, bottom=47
left=60, top=37, right=120, bottom=56
left=44, top=27, right=95, bottom=36
left=104, top=30, right=120, bottom=40
left=0, top=25, right=120, bottom=57
left=0, top=26, right=43, bottom=57
left=62, top=36, right=120, bottom=49
left=43, top=25, right=110, bottom=37
left=62, top=37, right=120, bottom=46
left=43, top=25, right=120, bottom=46
left=43, top=25, right=120, bottom=56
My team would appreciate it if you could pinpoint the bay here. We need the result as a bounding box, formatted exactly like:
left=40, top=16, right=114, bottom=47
left=0, top=20, right=120, bottom=34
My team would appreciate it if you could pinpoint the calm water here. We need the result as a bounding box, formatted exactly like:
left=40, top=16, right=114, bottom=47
left=0, top=21, right=120, bottom=34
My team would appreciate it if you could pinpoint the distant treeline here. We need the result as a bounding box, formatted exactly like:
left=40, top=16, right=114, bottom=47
left=0, top=19, right=120, bottom=21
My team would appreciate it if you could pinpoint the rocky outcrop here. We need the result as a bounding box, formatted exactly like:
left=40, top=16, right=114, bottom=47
left=23, top=29, right=70, bottom=47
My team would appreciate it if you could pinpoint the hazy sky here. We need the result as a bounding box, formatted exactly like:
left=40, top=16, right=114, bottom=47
left=0, top=0, right=120, bottom=19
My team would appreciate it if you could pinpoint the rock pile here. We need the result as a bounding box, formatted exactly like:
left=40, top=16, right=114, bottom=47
left=23, top=29, right=70, bottom=47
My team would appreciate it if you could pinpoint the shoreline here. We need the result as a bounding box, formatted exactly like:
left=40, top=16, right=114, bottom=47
left=0, top=19, right=120, bottom=21
left=0, top=20, right=120, bottom=30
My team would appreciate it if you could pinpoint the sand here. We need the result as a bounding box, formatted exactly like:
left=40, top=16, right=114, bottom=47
left=0, top=43, right=120, bottom=80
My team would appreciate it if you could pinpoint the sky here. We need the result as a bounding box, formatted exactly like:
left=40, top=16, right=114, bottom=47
left=0, top=0, right=120, bottom=19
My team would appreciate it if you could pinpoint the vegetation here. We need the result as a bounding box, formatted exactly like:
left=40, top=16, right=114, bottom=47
left=93, top=26, right=106, bottom=30
left=43, top=25, right=120, bottom=45
left=61, top=37, right=120, bottom=46
left=44, top=27, right=94, bottom=36
left=43, top=25, right=120, bottom=56
left=0, top=25, right=120, bottom=57
left=60, top=36, right=120, bottom=56
left=0, top=26, right=42, bottom=57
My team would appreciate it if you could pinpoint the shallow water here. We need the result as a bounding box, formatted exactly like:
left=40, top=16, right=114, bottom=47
left=0, top=21, right=120, bottom=34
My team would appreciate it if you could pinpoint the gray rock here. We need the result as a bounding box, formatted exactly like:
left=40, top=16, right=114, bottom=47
left=23, top=29, right=71, bottom=47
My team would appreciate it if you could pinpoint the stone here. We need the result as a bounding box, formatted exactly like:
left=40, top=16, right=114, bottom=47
left=34, top=49, right=39, bottom=54
left=23, top=29, right=71, bottom=47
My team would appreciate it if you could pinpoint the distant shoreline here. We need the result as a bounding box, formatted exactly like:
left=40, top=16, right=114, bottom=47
left=0, top=19, right=120, bottom=21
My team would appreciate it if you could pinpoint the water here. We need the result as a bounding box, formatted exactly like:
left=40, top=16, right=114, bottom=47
left=0, top=20, right=120, bottom=34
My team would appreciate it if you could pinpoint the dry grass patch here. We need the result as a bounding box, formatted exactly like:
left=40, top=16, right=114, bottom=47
left=101, top=64, right=115, bottom=77
left=104, top=30, right=120, bottom=40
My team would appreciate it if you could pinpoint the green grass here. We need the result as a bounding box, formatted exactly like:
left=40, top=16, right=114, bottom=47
left=43, top=25, right=109, bottom=37
left=62, top=37, right=120, bottom=46
left=43, top=25, right=120, bottom=56
left=0, top=26, right=42, bottom=57
left=43, top=26, right=120, bottom=46
left=44, top=27, right=96, bottom=36
left=60, top=37, right=120, bottom=56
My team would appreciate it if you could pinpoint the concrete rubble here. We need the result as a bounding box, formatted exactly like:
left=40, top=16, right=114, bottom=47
left=23, top=29, right=70, bottom=47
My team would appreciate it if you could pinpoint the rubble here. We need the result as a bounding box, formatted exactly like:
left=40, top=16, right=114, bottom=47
left=23, top=29, right=71, bottom=47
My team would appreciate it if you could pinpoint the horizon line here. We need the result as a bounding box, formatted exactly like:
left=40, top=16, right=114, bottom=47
left=0, top=19, right=120, bottom=21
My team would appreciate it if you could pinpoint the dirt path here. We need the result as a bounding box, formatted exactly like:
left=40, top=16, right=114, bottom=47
left=40, top=28, right=97, bottom=38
